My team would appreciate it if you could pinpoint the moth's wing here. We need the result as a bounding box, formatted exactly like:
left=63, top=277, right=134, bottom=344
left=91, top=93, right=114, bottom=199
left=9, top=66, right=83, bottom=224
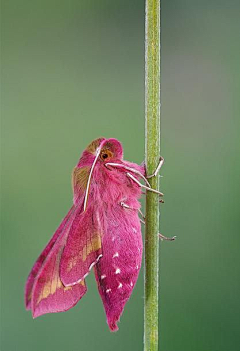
left=72, top=166, right=90, bottom=205
left=60, top=204, right=103, bottom=286
left=30, top=205, right=87, bottom=318
left=59, top=164, right=102, bottom=286
left=94, top=204, right=143, bottom=331
left=25, top=205, right=75, bottom=310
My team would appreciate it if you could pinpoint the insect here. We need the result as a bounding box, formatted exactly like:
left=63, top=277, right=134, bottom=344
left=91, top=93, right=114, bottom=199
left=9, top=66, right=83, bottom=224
left=25, top=137, right=174, bottom=331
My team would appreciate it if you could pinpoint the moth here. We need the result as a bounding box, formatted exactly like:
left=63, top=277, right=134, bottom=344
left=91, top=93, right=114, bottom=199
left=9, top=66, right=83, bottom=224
left=25, top=137, right=174, bottom=331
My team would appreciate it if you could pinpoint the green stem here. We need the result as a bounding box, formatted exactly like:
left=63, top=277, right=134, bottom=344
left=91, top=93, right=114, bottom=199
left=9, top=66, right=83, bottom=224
left=144, top=0, right=160, bottom=350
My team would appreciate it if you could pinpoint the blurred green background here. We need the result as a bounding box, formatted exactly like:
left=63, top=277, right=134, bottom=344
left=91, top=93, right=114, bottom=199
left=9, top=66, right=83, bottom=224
left=1, top=0, right=240, bottom=350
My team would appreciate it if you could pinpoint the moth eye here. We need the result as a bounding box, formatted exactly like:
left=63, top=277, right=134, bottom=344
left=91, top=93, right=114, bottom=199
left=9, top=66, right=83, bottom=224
left=100, top=149, right=113, bottom=161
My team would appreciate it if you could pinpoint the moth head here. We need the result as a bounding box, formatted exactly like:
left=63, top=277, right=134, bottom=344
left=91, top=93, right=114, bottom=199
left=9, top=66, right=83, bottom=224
left=78, top=138, right=123, bottom=168
left=78, top=138, right=123, bottom=211
left=99, top=138, right=123, bottom=162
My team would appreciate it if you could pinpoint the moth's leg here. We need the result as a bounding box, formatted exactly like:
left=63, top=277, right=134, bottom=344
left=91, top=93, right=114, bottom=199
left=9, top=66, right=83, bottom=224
left=120, top=201, right=145, bottom=217
left=120, top=201, right=146, bottom=223
left=126, top=172, right=164, bottom=197
left=105, top=162, right=151, bottom=187
left=158, top=233, right=176, bottom=241
left=139, top=216, right=176, bottom=240
left=138, top=208, right=145, bottom=220
left=120, top=201, right=131, bottom=210
left=146, top=156, right=164, bottom=179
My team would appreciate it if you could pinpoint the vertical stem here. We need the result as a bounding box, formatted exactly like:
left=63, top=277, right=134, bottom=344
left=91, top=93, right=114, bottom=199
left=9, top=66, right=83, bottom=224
left=144, top=0, right=160, bottom=350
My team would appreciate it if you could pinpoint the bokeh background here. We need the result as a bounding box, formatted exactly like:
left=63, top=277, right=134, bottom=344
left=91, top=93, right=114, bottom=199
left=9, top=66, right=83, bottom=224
left=1, top=0, right=240, bottom=350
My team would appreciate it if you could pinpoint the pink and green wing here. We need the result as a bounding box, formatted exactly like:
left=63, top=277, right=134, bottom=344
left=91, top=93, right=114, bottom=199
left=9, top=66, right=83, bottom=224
left=25, top=205, right=75, bottom=310
left=25, top=162, right=103, bottom=318
left=29, top=206, right=87, bottom=318
left=60, top=205, right=103, bottom=287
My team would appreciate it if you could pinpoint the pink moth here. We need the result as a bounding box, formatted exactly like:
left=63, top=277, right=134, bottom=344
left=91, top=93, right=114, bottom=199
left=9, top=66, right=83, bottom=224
left=25, top=137, right=173, bottom=331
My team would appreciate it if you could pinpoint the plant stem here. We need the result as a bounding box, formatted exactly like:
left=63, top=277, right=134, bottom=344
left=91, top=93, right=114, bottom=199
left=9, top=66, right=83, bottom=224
left=144, top=0, right=160, bottom=350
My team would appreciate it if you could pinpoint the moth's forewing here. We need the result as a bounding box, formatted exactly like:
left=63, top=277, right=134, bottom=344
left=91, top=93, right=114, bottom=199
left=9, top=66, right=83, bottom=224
left=30, top=205, right=87, bottom=318
left=60, top=205, right=103, bottom=286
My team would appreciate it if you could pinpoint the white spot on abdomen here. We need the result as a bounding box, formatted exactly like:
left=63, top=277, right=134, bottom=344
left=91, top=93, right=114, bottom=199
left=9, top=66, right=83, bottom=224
left=115, top=268, right=120, bottom=274
left=113, top=252, right=119, bottom=258
left=106, top=289, right=111, bottom=293
left=118, top=283, right=123, bottom=289
left=101, top=275, right=106, bottom=280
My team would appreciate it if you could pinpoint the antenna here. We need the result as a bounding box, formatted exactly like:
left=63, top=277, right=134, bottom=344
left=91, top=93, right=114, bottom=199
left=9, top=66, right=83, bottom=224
left=83, top=147, right=101, bottom=211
